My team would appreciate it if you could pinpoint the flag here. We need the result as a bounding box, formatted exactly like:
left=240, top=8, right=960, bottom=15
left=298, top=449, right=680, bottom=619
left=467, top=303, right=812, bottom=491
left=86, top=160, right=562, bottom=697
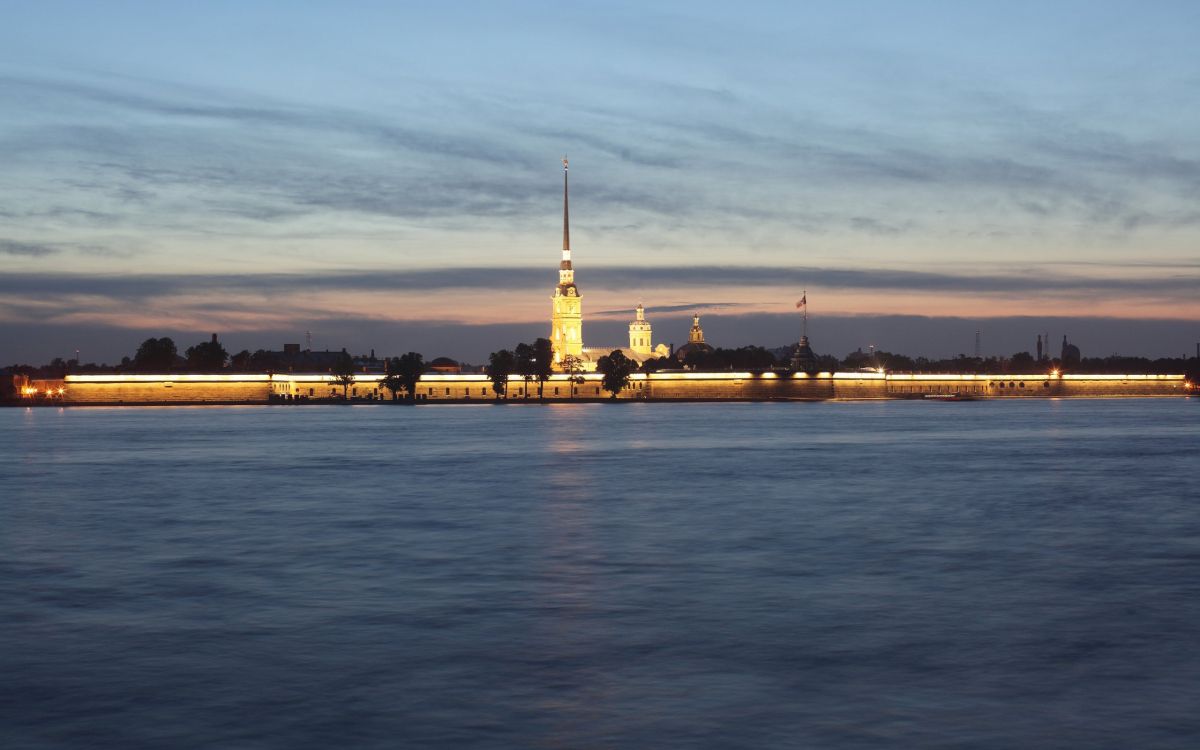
left=796, top=295, right=806, bottom=308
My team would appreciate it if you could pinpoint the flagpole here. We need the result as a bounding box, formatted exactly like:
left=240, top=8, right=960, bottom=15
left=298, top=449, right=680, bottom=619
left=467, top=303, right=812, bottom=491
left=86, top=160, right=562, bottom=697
left=802, top=289, right=807, bottom=339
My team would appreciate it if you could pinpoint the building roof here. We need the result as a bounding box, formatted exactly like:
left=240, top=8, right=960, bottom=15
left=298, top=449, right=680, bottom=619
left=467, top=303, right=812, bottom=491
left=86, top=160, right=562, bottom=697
left=674, top=341, right=714, bottom=360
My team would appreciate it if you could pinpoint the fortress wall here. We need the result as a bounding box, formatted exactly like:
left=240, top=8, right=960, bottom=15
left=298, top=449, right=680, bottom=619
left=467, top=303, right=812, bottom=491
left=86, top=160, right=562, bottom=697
left=830, top=376, right=890, bottom=400
left=643, top=374, right=836, bottom=400
left=37, top=372, right=1189, bottom=404
left=883, top=374, right=1186, bottom=398
left=1056, top=376, right=1186, bottom=397
left=61, top=378, right=272, bottom=403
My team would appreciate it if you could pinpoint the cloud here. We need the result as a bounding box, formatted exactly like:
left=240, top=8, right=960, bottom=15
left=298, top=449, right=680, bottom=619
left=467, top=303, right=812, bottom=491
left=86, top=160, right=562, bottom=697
left=593, top=302, right=750, bottom=316
left=0, top=239, right=60, bottom=257
left=6, top=69, right=1200, bottom=242
left=1, top=264, right=1196, bottom=302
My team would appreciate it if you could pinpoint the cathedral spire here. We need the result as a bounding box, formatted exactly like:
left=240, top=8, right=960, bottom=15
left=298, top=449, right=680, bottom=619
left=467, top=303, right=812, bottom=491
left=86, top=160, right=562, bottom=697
left=551, top=157, right=583, bottom=364
left=562, top=156, right=570, bottom=262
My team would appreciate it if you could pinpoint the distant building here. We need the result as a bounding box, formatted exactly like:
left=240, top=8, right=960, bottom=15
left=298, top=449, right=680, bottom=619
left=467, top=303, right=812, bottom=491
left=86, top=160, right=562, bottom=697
left=428, top=357, right=462, bottom=374
left=629, top=304, right=653, bottom=357
left=550, top=157, right=583, bottom=365
left=790, top=336, right=818, bottom=373
left=548, top=161, right=666, bottom=370
left=674, top=314, right=715, bottom=363
left=1061, top=335, right=1081, bottom=366
left=574, top=304, right=669, bottom=368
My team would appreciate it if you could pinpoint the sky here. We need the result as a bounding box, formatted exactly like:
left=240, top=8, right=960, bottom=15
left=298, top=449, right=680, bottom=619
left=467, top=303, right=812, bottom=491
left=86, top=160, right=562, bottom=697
left=1, top=0, right=1198, bottom=364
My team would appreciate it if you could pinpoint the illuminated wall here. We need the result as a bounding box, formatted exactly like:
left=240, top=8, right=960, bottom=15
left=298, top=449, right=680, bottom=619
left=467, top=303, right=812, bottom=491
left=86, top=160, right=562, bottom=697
left=28, top=371, right=1190, bottom=405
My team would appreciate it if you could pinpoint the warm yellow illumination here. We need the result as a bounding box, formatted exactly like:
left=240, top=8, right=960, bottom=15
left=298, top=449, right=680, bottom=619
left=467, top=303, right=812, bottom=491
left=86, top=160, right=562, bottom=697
left=1060, top=374, right=1181, bottom=381
left=1050, top=369, right=1060, bottom=377
left=66, top=374, right=276, bottom=383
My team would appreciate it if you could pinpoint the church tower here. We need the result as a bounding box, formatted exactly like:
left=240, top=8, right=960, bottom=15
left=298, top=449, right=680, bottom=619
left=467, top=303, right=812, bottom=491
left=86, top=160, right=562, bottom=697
left=550, top=157, right=583, bottom=364
left=688, top=314, right=705, bottom=345
left=629, top=304, right=653, bottom=356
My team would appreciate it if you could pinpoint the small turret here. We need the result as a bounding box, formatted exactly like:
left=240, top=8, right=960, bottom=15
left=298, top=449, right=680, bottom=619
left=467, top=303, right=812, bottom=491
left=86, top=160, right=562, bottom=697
left=674, top=314, right=714, bottom=362
left=791, top=336, right=818, bottom=373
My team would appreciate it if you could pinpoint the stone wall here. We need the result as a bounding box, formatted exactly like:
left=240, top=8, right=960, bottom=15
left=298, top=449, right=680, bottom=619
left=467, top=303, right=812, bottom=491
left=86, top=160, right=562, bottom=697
left=58, top=375, right=273, bottom=404
left=32, top=371, right=1190, bottom=405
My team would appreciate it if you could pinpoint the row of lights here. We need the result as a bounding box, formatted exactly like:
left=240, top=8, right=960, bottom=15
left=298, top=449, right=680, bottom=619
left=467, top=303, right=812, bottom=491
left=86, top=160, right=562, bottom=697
left=21, top=387, right=66, bottom=397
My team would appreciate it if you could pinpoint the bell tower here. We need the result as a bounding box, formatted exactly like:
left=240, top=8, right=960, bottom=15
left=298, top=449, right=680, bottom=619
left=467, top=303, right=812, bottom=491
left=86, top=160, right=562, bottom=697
left=550, top=157, right=583, bottom=363
left=629, top=304, right=652, bottom=356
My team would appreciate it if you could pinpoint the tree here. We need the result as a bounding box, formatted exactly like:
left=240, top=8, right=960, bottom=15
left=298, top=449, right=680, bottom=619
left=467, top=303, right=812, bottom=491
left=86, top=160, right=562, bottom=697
left=683, top=348, right=712, bottom=371
left=230, top=350, right=252, bottom=370
left=330, top=352, right=356, bottom=399
left=641, top=355, right=677, bottom=373
left=488, top=349, right=515, bottom=399
left=133, top=337, right=177, bottom=371
left=185, top=337, right=228, bottom=371
left=393, top=352, right=425, bottom=402
left=532, top=337, right=554, bottom=399
left=561, top=354, right=585, bottom=399
left=380, top=361, right=404, bottom=401
left=1009, top=351, right=1036, bottom=372
left=514, top=343, right=535, bottom=399
left=596, top=349, right=633, bottom=399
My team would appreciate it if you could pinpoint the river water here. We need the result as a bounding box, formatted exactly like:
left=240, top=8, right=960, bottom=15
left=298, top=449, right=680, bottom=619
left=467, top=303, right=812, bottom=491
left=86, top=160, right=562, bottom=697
left=2, top=400, right=1198, bottom=749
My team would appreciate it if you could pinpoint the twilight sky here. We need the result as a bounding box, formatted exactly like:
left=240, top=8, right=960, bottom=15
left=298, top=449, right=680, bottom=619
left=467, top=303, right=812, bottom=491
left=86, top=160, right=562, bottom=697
left=2, top=0, right=1198, bottom=363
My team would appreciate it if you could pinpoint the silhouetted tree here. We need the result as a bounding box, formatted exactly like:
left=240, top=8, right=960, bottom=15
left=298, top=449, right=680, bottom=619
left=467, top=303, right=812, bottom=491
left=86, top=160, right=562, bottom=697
left=532, top=337, right=554, bottom=399
left=230, top=350, right=252, bottom=370
left=680, top=346, right=778, bottom=372
left=640, top=355, right=677, bottom=373
left=683, top=348, right=710, bottom=371
left=133, top=337, right=177, bottom=371
left=1009, top=351, right=1037, bottom=372
left=488, top=349, right=515, bottom=399
left=561, top=354, right=585, bottom=398
left=250, top=349, right=282, bottom=371
left=393, top=352, right=425, bottom=402
left=330, top=352, right=356, bottom=398
left=597, top=349, right=633, bottom=398
left=380, top=360, right=404, bottom=401
left=185, top=337, right=228, bottom=371
left=815, top=354, right=841, bottom=372
left=514, top=343, right=535, bottom=400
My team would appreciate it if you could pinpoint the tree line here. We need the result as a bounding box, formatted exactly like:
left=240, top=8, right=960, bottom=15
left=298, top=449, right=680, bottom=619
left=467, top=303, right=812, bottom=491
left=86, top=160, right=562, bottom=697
left=483, top=338, right=636, bottom=400
left=6, top=335, right=1198, bottom=387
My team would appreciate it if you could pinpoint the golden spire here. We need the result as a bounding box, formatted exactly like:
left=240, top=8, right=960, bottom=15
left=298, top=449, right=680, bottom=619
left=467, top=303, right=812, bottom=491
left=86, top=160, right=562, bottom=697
left=562, top=156, right=570, bottom=258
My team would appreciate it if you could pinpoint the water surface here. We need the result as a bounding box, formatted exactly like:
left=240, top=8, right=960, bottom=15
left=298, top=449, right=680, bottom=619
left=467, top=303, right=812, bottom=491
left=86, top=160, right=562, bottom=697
left=2, top=400, right=1198, bottom=748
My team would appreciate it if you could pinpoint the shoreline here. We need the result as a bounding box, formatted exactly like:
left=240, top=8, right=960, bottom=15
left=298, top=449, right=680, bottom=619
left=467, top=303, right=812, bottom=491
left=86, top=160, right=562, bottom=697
left=5, top=394, right=1194, bottom=408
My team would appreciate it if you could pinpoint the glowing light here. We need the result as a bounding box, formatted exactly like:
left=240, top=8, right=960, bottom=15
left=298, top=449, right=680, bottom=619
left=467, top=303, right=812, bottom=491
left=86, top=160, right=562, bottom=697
left=1050, top=369, right=1060, bottom=377
left=66, top=374, right=276, bottom=383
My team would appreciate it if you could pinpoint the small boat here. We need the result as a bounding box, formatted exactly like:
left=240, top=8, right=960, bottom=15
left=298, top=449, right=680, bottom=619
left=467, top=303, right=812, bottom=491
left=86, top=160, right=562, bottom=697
left=923, top=393, right=976, bottom=401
